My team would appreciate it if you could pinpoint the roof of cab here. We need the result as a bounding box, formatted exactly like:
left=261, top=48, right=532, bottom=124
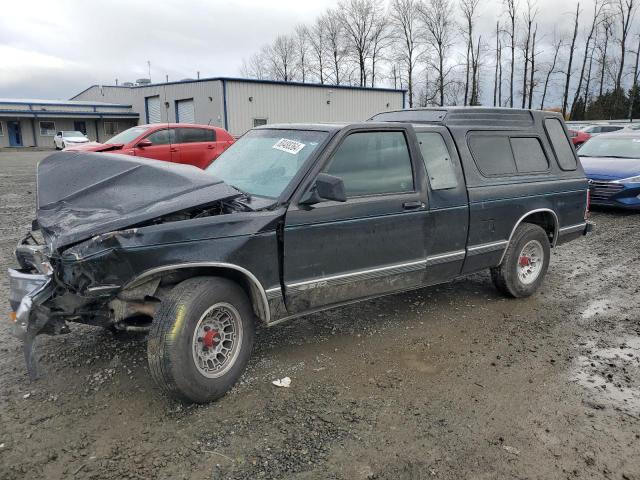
left=369, top=106, right=563, bottom=129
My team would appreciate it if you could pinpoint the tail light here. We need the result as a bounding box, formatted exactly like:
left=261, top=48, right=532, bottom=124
left=585, top=188, right=590, bottom=220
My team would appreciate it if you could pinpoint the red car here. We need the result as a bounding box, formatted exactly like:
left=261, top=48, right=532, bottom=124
left=568, top=129, right=591, bottom=148
left=65, top=123, right=234, bottom=169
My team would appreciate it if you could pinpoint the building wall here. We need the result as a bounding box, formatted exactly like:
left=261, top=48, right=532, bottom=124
left=74, top=82, right=225, bottom=128
left=225, top=81, right=404, bottom=136
left=0, top=117, right=137, bottom=147
left=72, top=79, right=405, bottom=137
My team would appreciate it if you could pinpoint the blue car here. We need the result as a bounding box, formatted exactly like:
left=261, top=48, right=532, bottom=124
left=578, top=132, right=640, bottom=209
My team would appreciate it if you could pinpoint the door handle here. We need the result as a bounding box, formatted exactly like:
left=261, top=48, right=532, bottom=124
left=403, top=200, right=423, bottom=210
left=170, top=148, right=178, bottom=152
left=207, top=145, right=215, bottom=149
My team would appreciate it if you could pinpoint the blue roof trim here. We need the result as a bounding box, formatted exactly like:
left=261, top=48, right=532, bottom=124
left=71, top=76, right=407, bottom=98
left=0, top=110, right=139, bottom=117
left=0, top=100, right=132, bottom=108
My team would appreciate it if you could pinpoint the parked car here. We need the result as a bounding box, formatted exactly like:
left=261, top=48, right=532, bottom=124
left=580, top=124, right=625, bottom=136
left=54, top=130, right=89, bottom=149
left=620, top=123, right=640, bottom=132
left=578, top=132, right=640, bottom=209
left=65, top=123, right=235, bottom=169
left=568, top=128, right=591, bottom=147
left=9, top=108, right=591, bottom=403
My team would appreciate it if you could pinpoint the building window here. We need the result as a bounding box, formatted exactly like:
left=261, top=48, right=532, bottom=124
left=104, top=122, right=118, bottom=136
left=39, top=121, right=56, bottom=136
left=253, top=118, right=268, bottom=127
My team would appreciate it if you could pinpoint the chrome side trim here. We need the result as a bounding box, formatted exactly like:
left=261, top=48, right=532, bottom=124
left=466, top=240, right=509, bottom=256
left=265, top=287, right=282, bottom=300
left=425, top=250, right=466, bottom=266
left=498, top=208, right=560, bottom=264
left=558, top=223, right=587, bottom=234
left=286, top=259, right=427, bottom=293
left=125, top=262, right=271, bottom=324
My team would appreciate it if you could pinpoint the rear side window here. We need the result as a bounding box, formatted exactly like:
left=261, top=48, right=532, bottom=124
left=544, top=118, right=577, bottom=170
left=324, top=131, right=414, bottom=197
left=416, top=132, right=458, bottom=190
left=146, top=128, right=175, bottom=145
left=511, top=137, right=549, bottom=173
left=468, top=136, right=516, bottom=176
left=177, top=128, right=215, bottom=143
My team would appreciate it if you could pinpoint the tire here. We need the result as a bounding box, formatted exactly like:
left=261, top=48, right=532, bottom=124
left=147, top=276, right=255, bottom=403
left=61, top=141, right=66, bottom=149
left=490, top=223, right=550, bottom=298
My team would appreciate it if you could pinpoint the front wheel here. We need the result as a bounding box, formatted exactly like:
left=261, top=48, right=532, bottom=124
left=147, top=277, right=255, bottom=403
left=490, top=223, right=550, bottom=298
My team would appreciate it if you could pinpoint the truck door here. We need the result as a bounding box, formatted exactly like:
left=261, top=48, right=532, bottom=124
left=282, top=126, right=429, bottom=315
left=414, top=126, right=469, bottom=284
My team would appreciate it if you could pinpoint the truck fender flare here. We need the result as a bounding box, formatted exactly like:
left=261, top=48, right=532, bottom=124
left=498, top=208, right=559, bottom=264
left=124, top=262, right=271, bottom=324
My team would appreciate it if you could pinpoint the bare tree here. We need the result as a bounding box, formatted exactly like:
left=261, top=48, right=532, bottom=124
left=339, top=0, right=379, bottom=86
left=504, top=0, right=517, bottom=107
left=266, top=35, right=297, bottom=81
left=615, top=0, right=637, bottom=91
left=570, top=0, right=607, bottom=118
left=582, top=42, right=596, bottom=115
left=423, top=0, right=457, bottom=106
left=521, top=0, right=537, bottom=108
left=390, top=0, right=424, bottom=107
left=470, top=35, right=483, bottom=104
left=540, top=33, right=562, bottom=110
left=308, top=17, right=327, bottom=84
left=527, top=25, right=537, bottom=109
left=629, top=34, right=640, bottom=119
left=294, top=25, right=311, bottom=83
left=324, top=10, right=348, bottom=85
left=240, top=50, right=269, bottom=80
left=493, top=21, right=502, bottom=106
left=597, top=12, right=614, bottom=96
left=461, top=0, right=481, bottom=106
left=562, top=3, right=580, bottom=118
left=369, top=7, right=392, bottom=87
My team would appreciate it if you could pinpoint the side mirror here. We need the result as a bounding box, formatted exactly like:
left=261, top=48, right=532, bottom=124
left=137, top=139, right=152, bottom=148
left=300, top=173, right=347, bottom=205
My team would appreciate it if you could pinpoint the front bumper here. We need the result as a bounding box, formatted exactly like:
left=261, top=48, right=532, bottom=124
left=8, top=268, right=51, bottom=340
left=588, top=181, right=640, bottom=209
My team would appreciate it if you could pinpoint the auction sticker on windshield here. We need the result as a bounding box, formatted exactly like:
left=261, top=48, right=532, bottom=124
left=273, top=138, right=306, bottom=155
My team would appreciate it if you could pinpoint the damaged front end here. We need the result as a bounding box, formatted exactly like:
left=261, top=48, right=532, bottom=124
left=8, top=151, right=265, bottom=379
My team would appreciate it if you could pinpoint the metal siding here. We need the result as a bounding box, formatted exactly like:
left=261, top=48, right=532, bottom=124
left=225, top=81, right=404, bottom=136
left=176, top=99, right=195, bottom=123
left=145, top=96, right=161, bottom=123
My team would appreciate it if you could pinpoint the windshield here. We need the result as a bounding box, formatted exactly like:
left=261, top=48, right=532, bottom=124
left=579, top=137, right=640, bottom=159
left=63, top=131, right=85, bottom=137
left=207, top=129, right=328, bottom=198
left=105, top=126, right=150, bottom=145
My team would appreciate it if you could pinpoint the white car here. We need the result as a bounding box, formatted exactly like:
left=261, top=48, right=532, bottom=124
left=54, top=131, right=90, bottom=150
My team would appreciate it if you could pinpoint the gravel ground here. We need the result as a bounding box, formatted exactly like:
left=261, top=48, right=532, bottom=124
left=0, top=152, right=638, bottom=480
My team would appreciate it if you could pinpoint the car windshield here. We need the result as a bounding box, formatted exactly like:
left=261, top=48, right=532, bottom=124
left=578, top=136, right=640, bottom=159
left=63, top=131, right=85, bottom=137
left=105, top=126, right=150, bottom=145
left=207, top=129, right=328, bottom=198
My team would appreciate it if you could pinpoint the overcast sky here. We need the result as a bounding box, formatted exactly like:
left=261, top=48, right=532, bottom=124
left=0, top=0, right=589, bottom=101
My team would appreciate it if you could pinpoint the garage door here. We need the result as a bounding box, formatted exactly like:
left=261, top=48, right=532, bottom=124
left=176, top=99, right=195, bottom=124
left=145, top=96, right=161, bottom=123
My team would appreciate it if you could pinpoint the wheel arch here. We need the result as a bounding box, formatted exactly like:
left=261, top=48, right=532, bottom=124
left=125, top=263, right=271, bottom=324
left=499, top=208, right=559, bottom=264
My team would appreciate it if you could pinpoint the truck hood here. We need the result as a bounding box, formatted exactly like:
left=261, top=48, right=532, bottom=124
left=36, top=151, right=240, bottom=250
left=579, top=156, right=640, bottom=180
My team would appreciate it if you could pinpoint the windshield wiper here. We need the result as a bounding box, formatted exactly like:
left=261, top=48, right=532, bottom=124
left=228, top=184, right=252, bottom=201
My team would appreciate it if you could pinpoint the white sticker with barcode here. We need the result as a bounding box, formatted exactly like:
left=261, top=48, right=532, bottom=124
left=273, top=138, right=306, bottom=154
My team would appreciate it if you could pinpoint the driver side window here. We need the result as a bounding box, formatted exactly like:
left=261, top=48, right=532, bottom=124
left=145, top=128, right=175, bottom=145
left=323, top=131, right=414, bottom=197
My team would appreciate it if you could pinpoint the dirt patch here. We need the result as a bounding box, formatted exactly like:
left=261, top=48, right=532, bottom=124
left=0, top=152, right=638, bottom=479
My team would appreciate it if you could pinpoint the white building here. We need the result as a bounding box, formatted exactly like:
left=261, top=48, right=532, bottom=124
left=71, top=77, right=406, bottom=137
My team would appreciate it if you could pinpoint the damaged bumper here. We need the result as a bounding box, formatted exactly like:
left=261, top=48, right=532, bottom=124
left=8, top=268, right=51, bottom=341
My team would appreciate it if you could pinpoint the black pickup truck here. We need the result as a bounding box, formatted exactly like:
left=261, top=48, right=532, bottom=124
left=8, top=107, right=591, bottom=403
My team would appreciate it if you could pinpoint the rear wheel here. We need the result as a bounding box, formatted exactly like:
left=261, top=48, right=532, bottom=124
left=491, top=223, right=550, bottom=298
left=147, top=277, right=255, bottom=403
